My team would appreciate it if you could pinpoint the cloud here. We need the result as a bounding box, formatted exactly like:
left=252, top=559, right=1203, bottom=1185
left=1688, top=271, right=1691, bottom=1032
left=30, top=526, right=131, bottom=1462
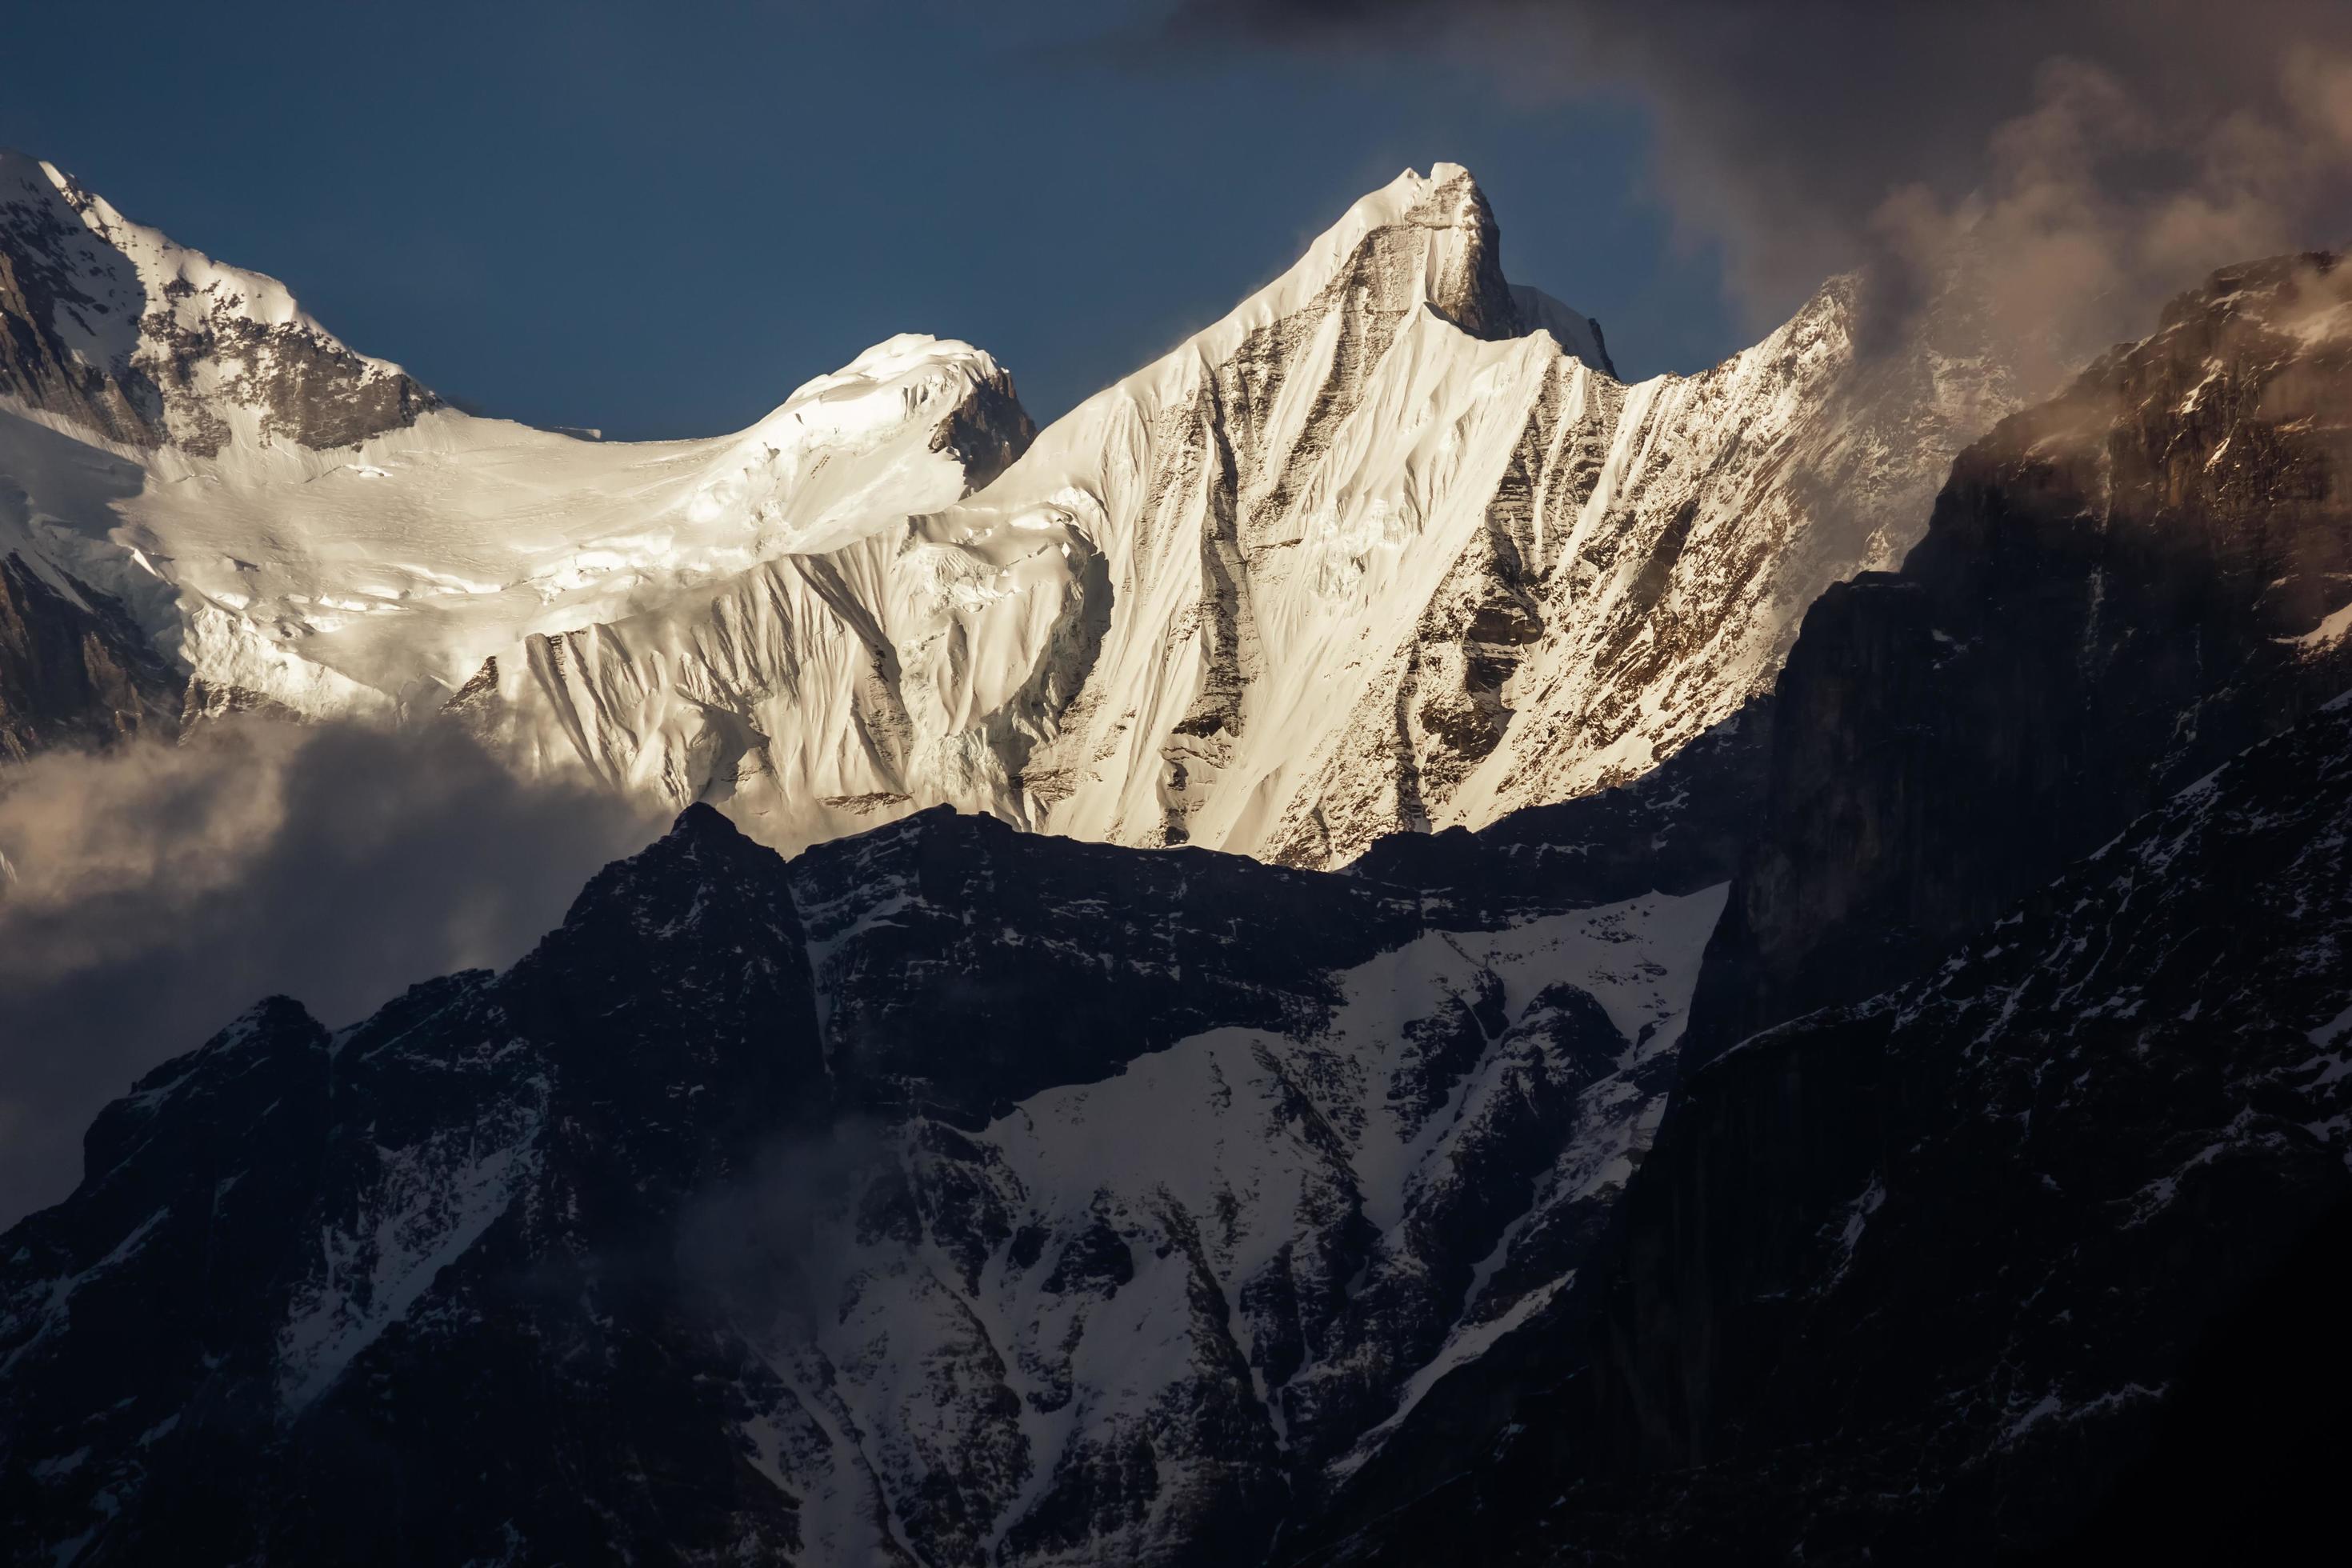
left=672, top=1118, right=897, bottom=1331
left=0, top=718, right=664, bottom=1227
left=1156, top=0, right=2352, bottom=386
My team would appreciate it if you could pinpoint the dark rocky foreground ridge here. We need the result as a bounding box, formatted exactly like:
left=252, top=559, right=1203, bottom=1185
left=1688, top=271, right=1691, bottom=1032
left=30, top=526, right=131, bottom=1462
left=1300, top=696, right=2352, bottom=1567
left=1588, top=689, right=2352, bottom=1561
left=1691, top=250, right=2352, bottom=1058
left=3, top=248, right=2351, bottom=1566
left=0, top=783, right=1743, bottom=1566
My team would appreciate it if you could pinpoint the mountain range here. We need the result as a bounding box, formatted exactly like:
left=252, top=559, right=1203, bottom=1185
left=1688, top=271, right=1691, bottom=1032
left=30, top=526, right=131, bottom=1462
left=2, top=154, right=2004, bottom=863
left=2, top=150, right=2349, bottom=1565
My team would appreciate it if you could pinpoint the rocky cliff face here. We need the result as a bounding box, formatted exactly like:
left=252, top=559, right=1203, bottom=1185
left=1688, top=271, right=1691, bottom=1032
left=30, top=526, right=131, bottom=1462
left=0, top=806, right=829, bottom=1565
left=0, top=552, right=178, bottom=760
left=1691, top=251, right=2352, bottom=1056
left=0, top=786, right=1727, bottom=1566
left=0, top=151, right=436, bottom=455
left=1293, top=694, right=2352, bottom=1568
left=1570, top=254, right=2352, bottom=1563
left=1576, top=691, right=2352, bottom=1562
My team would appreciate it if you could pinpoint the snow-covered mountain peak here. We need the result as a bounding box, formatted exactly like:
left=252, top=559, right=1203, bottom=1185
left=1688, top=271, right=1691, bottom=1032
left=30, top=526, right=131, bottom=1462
left=1345, top=160, right=1484, bottom=245
left=5, top=153, right=2007, bottom=872
left=335, top=159, right=2008, bottom=862
left=31, top=154, right=314, bottom=336
left=1161, top=162, right=1558, bottom=372
left=774, top=330, right=1006, bottom=406
left=0, top=151, right=437, bottom=455
left=730, top=330, right=1022, bottom=483
left=1, top=154, right=1039, bottom=725
left=954, top=162, right=1611, bottom=527
left=684, top=331, right=1030, bottom=556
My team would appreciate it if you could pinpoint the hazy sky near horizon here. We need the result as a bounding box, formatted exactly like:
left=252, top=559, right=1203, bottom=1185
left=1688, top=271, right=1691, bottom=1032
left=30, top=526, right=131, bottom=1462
left=0, top=0, right=1732, bottom=438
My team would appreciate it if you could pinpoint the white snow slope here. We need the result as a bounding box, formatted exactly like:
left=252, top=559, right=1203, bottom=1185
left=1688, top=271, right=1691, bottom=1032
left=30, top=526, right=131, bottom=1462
left=0, top=148, right=1029, bottom=730
left=698, top=877, right=1725, bottom=1566
left=2, top=154, right=2011, bottom=862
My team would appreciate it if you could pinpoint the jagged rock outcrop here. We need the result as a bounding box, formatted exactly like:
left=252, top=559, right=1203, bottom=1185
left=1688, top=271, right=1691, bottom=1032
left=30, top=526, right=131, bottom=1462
left=0, top=552, right=178, bottom=759
left=1690, top=250, right=2352, bottom=1058
left=0, top=150, right=436, bottom=454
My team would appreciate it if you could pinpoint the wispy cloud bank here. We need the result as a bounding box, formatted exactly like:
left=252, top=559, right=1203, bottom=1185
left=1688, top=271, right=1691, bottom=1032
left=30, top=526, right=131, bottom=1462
left=1158, top=0, right=2352, bottom=384
left=0, top=719, right=662, bottom=1226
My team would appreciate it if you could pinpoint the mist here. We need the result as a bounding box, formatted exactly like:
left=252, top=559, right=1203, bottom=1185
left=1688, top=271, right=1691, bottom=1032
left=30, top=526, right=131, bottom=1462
left=672, top=1118, right=897, bottom=1334
left=0, top=718, right=665, bottom=1227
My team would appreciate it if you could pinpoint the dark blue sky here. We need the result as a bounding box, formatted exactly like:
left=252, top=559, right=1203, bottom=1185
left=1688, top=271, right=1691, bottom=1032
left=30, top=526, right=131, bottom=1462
left=3, top=0, right=1736, bottom=438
